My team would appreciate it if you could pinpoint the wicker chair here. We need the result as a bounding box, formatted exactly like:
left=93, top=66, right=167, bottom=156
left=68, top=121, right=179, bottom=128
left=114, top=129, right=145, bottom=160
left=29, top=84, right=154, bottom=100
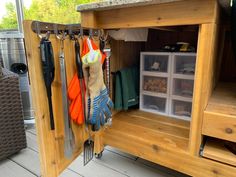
left=0, top=59, right=26, bottom=160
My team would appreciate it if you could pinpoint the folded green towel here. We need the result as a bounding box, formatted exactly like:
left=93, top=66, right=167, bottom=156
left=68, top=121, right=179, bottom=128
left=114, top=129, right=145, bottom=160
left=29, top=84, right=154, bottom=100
left=114, top=67, right=139, bottom=110
left=115, top=71, right=123, bottom=110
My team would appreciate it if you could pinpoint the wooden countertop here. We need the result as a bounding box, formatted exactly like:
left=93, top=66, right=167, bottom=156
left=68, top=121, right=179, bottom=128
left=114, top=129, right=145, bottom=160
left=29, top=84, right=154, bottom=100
left=77, top=0, right=231, bottom=13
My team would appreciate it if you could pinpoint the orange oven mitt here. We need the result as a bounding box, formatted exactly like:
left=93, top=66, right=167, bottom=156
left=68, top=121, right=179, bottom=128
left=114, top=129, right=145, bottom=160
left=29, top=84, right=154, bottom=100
left=68, top=74, right=85, bottom=125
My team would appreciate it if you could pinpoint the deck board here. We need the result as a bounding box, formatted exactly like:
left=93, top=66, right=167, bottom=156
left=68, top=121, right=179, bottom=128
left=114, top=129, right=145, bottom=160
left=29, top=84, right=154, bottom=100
left=0, top=126, right=188, bottom=177
left=93, top=150, right=175, bottom=177
left=105, top=146, right=138, bottom=161
left=59, top=169, right=83, bottom=177
left=9, top=148, right=41, bottom=176
left=0, top=159, right=37, bottom=177
left=68, top=155, right=127, bottom=177
left=26, top=132, right=39, bottom=152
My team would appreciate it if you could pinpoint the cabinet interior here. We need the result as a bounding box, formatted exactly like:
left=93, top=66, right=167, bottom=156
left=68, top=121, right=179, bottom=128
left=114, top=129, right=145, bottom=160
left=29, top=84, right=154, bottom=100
left=107, top=26, right=199, bottom=151
left=107, top=24, right=236, bottom=157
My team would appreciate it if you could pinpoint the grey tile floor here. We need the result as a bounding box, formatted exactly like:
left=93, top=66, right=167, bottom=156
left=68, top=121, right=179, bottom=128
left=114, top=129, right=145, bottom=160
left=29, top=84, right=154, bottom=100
left=0, top=126, right=189, bottom=177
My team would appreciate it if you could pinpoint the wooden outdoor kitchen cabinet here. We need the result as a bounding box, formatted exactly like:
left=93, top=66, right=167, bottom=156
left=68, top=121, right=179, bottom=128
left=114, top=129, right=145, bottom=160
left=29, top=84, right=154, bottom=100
left=23, top=0, right=236, bottom=177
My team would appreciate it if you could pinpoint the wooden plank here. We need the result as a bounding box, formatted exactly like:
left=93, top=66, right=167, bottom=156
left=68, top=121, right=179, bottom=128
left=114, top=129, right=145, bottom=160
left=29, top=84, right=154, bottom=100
left=68, top=156, right=127, bottom=177
left=104, top=129, right=236, bottom=177
left=23, top=20, right=86, bottom=177
left=52, top=35, right=84, bottom=174
left=81, top=11, right=98, bottom=28
left=202, top=139, right=236, bottom=167
left=81, top=0, right=218, bottom=28
left=189, top=22, right=220, bottom=155
left=93, top=150, right=175, bottom=177
left=10, top=148, right=41, bottom=176
left=115, top=113, right=189, bottom=140
left=23, top=20, right=58, bottom=177
left=136, top=158, right=188, bottom=177
left=130, top=110, right=190, bottom=129
left=56, top=36, right=103, bottom=174
left=0, top=159, right=37, bottom=177
left=202, top=112, right=236, bottom=142
left=205, top=83, right=236, bottom=115
left=110, top=39, right=144, bottom=101
left=109, top=111, right=189, bottom=152
left=202, top=83, right=236, bottom=142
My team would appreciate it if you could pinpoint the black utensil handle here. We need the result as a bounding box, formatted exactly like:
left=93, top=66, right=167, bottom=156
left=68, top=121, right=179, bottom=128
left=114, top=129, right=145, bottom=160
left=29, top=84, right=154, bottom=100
left=47, top=94, right=55, bottom=130
left=75, top=40, right=83, bottom=79
left=40, top=38, right=55, bottom=130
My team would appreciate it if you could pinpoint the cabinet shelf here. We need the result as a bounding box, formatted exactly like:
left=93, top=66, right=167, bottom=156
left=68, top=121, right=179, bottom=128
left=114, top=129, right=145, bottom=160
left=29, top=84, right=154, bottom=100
left=202, top=138, right=236, bottom=167
left=104, top=110, right=190, bottom=153
left=203, top=82, right=236, bottom=142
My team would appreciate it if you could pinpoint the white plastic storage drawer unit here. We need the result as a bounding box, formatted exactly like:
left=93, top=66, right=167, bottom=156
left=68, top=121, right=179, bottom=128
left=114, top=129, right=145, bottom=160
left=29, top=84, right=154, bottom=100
left=140, top=52, right=196, bottom=120
left=140, top=52, right=170, bottom=116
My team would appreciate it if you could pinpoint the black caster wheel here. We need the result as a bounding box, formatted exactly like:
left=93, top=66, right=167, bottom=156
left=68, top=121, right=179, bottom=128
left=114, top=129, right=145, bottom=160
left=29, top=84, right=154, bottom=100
left=95, top=151, right=103, bottom=159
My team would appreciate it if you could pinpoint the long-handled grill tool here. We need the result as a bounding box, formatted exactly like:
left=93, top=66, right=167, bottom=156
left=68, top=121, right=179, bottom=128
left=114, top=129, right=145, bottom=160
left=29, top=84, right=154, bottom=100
left=103, top=48, right=111, bottom=93
left=58, top=33, right=75, bottom=158
left=103, top=48, right=112, bottom=126
left=74, top=38, right=94, bottom=166
left=39, top=35, right=55, bottom=130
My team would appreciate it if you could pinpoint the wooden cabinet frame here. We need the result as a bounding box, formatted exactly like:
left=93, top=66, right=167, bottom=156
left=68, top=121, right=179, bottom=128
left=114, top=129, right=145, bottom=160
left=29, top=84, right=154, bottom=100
left=23, top=0, right=236, bottom=177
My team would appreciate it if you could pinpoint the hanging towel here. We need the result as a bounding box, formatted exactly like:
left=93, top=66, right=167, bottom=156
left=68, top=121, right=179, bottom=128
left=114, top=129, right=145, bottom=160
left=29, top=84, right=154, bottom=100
left=115, top=71, right=123, bottom=110
left=114, top=67, right=139, bottom=110
left=108, top=29, right=148, bottom=42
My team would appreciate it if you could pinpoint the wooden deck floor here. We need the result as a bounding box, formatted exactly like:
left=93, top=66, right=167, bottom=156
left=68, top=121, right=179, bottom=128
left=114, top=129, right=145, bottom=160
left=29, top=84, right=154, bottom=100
left=0, top=125, right=189, bottom=177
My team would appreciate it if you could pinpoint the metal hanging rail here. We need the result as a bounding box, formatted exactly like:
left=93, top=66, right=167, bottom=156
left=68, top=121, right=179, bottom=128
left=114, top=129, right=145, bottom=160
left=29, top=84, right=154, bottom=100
left=31, top=21, right=100, bottom=37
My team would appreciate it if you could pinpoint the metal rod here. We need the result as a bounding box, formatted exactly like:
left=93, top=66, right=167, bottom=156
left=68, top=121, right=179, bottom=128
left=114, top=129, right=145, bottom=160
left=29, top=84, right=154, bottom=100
left=15, top=0, right=24, bottom=33
left=31, top=21, right=99, bottom=36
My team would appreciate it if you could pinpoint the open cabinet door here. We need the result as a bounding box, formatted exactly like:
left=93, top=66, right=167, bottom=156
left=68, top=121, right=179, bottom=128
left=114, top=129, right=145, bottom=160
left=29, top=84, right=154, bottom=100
left=23, top=20, right=88, bottom=177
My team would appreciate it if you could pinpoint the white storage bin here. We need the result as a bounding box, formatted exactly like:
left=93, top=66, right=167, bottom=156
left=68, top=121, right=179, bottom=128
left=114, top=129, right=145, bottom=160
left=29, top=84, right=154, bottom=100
left=141, top=53, right=170, bottom=73
left=172, top=78, right=194, bottom=97
left=143, top=75, right=168, bottom=94
left=171, top=100, right=192, bottom=119
left=140, top=52, right=196, bottom=120
left=173, top=54, right=196, bottom=75
left=141, top=95, right=167, bottom=114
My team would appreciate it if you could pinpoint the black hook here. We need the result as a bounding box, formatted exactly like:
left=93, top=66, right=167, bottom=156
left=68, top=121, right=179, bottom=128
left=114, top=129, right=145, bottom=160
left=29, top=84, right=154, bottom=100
left=79, top=26, right=83, bottom=38
left=36, top=21, right=42, bottom=39
left=68, top=25, right=73, bottom=36
left=89, top=29, right=93, bottom=38
left=45, top=31, right=50, bottom=40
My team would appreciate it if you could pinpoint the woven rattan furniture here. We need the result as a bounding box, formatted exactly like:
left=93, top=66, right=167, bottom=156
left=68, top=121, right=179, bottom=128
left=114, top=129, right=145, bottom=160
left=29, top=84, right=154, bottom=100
left=0, top=63, right=26, bottom=160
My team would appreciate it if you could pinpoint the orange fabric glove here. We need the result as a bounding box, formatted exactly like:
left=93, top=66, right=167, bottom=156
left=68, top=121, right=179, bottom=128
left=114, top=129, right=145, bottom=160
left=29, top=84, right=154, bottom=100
left=68, top=74, right=80, bottom=100
left=68, top=74, right=86, bottom=125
